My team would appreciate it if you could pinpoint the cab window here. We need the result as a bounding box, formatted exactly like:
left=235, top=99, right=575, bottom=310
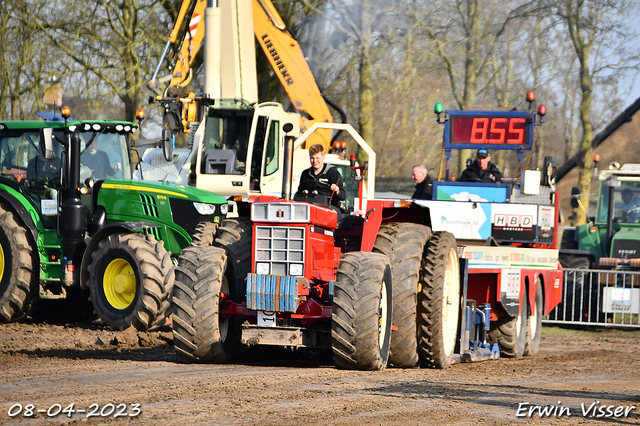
left=263, top=120, right=280, bottom=176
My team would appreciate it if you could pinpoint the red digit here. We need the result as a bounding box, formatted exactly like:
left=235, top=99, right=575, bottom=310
left=470, top=117, right=489, bottom=144
left=489, top=117, right=507, bottom=144
left=507, top=118, right=526, bottom=144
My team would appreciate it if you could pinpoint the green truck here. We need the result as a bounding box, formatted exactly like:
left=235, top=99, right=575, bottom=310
left=0, top=111, right=228, bottom=330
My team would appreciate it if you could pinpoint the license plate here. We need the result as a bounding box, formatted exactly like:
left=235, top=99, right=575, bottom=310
left=257, top=310, right=276, bottom=327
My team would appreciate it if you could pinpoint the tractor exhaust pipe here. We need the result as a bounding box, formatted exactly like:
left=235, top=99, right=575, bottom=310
left=62, top=127, right=88, bottom=285
left=281, top=123, right=295, bottom=200
left=605, top=176, right=619, bottom=254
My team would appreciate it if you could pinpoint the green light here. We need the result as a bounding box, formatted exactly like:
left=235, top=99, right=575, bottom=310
left=434, top=103, right=443, bottom=114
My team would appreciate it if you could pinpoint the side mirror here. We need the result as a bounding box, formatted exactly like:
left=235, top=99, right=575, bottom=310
left=283, top=123, right=294, bottom=133
left=39, top=127, right=56, bottom=160
left=162, top=129, right=173, bottom=162
left=570, top=186, right=581, bottom=208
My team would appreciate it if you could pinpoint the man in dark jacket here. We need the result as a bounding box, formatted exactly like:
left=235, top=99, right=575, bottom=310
left=459, top=149, right=503, bottom=183
left=297, top=143, right=346, bottom=210
left=411, top=164, right=433, bottom=200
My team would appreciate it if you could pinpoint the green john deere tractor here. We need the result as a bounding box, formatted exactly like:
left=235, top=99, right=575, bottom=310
left=560, top=164, right=640, bottom=270
left=0, top=110, right=228, bottom=330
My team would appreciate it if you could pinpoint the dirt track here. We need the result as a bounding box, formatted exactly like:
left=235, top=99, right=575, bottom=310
left=1, top=317, right=639, bottom=425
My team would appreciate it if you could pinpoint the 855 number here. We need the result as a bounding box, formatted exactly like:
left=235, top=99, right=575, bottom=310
left=469, top=117, right=526, bottom=145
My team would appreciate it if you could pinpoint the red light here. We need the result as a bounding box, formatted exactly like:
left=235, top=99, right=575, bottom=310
left=538, top=105, right=546, bottom=116
left=350, top=154, right=356, bottom=161
left=526, top=91, right=535, bottom=102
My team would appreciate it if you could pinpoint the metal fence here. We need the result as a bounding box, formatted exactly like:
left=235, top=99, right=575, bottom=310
left=543, top=268, right=640, bottom=328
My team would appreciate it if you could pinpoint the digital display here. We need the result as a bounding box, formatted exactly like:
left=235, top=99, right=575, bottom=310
left=446, top=112, right=533, bottom=150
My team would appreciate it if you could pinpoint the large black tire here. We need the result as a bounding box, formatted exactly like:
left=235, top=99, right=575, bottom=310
left=373, top=222, right=431, bottom=368
left=525, top=278, right=543, bottom=356
left=420, top=232, right=461, bottom=369
left=213, top=218, right=252, bottom=299
left=559, top=255, right=590, bottom=321
left=332, top=251, right=393, bottom=371
left=0, top=206, right=37, bottom=322
left=87, top=233, right=174, bottom=331
left=190, top=221, right=218, bottom=247
left=172, top=245, right=241, bottom=363
left=489, top=294, right=527, bottom=358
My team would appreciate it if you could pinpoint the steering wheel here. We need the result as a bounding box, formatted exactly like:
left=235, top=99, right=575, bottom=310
left=295, top=180, right=333, bottom=207
left=626, top=207, right=640, bottom=222
left=297, top=180, right=330, bottom=194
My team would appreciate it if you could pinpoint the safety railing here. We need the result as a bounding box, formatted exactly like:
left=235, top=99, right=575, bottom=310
left=544, top=268, right=640, bottom=328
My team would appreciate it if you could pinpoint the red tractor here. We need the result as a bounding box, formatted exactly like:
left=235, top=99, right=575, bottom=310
left=172, top=106, right=563, bottom=370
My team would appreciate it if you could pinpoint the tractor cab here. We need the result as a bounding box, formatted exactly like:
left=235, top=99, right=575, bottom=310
left=0, top=119, right=136, bottom=228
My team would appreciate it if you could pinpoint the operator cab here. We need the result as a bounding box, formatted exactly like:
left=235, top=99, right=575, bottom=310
left=597, top=179, right=640, bottom=225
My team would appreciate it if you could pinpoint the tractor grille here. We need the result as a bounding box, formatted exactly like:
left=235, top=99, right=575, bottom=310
left=254, top=226, right=305, bottom=277
left=169, top=198, right=217, bottom=237
left=611, top=239, right=640, bottom=259
left=139, top=194, right=159, bottom=218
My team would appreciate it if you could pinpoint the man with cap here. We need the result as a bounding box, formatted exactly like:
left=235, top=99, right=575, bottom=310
left=459, top=149, right=503, bottom=183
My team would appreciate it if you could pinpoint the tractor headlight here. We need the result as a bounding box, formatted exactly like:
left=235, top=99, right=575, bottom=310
left=193, top=202, right=216, bottom=215
left=256, top=262, right=270, bottom=275
left=220, top=203, right=228, bottom=215
left=289, top=264, right=303, bottom=276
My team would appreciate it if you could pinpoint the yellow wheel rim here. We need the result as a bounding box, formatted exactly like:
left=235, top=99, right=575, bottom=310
left=103, top=258, right=136, bottom=310
left=0, top=242, right=5, bottom=283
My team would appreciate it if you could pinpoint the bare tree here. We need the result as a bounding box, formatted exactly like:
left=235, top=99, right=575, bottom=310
left=551, top=0, right=640, bottom=225
left=24, top=0, right=170, bottom=122
left=0, top=1, right=64, bottom=120
left=409, top=0, right=540, bottom=175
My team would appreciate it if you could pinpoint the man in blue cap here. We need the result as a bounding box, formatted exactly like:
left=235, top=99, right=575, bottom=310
left=459, top=149, right=503, bottom=183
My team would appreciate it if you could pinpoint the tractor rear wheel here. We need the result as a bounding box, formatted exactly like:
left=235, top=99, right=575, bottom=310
left=191, top=221, right=218, bottom=246
left=87, top=233, right=174, bottom=331
left=332, top=252, right=393, bottom=371
left=489, top=295, right=527, bottom=358
left=525, top=279, right=543, bottom=356
left=172, top=246, right=240, bottom=363
left=0, top=206, right=36, bottom=323
left=560, top=255, right=590, bottom=321
left=419, top=232, right=461, bottom=369
left=373, top=222, right=431, bottom=368
left=560, top=228, right=577, bottom=251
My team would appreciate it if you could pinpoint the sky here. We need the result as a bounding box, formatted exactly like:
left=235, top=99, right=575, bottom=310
left=627, top=73, right=640, bottom=106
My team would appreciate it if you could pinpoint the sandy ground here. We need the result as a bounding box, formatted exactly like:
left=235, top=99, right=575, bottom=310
left=0, top=315, right=639, bottom=426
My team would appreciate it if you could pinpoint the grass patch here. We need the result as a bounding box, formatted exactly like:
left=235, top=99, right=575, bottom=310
left=542, top=325, right=640, bottom=338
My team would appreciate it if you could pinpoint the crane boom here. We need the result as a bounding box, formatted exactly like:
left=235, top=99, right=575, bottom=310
left=252, top=0, right=333, bottom=139
left=150, top=0, right=335, bottom=149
